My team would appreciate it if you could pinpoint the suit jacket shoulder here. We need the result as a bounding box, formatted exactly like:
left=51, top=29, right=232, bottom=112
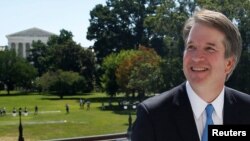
left=141, top=82, right=186, bottom=113
left=224, top=87, right=250, bottom=124
left=131, top=82, right=200, bottom=141
left=225, top=87, right=250, bottom=104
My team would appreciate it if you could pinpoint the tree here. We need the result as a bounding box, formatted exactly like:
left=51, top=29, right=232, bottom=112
left=226, top=51, right=250, bottom=93
left=78, top=48, right=96, bottom=92
left=144, top=0, right=195, bottom=57
left=27, top=40, right=49, bottom=76
left=0, top=50, right=16, bottom=94
left=115, top=46, right=161, bottom=100
left=47, top=29, right=80, bottom=71
left=101, top=49, right=137, bottom=97
left=37, top=70, right=86, bottom=99
left=87, top=0, right=155, bottom=63
left=0, top=50, right=37, bottom=94
left=48, top=29, right=95, bottom=92
left=159, top=57, right=185, bottom=92
left=28, top=29, right=96, bottom=92
left=101, top=53, right=119, bottom=97
left=87, top=0, right=196, bottom=95
left=12, top=58, right=37, bottom=90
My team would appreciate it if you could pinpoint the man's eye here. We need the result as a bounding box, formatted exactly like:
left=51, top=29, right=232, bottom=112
left=186, top=46, right=195, bottom=51
left=206, top=47, right=216, bottom=52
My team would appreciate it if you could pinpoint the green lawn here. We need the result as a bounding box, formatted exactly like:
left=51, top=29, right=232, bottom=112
left=0, top=92, right=135, bottom=141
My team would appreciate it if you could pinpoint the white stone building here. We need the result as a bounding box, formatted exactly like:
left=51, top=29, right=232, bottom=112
left=6, top=27, right=55, bottom=58
left=0, top=46, right=7, bottom=51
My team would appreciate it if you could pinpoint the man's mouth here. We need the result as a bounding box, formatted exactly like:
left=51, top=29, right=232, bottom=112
left=191, top=67, right=208, bottom=72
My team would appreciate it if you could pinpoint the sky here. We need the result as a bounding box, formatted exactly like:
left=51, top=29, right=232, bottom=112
left=0, top=0, right=106, bottom=47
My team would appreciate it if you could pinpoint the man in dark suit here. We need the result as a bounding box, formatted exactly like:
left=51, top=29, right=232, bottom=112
left=131, top=9, right=250, bottom=141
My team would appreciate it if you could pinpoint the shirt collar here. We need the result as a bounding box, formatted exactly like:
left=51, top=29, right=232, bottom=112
left=186, top=81, right=224, bottom=120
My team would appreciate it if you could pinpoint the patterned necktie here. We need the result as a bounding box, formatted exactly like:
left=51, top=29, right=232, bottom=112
left=201, top=104, right=214, bottom=141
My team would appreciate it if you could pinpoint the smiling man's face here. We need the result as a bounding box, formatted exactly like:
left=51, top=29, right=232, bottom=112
left=183, top=23, right=235, bottom=88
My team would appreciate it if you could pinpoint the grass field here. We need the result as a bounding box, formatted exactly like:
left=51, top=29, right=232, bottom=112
left=0, top=91, right=136, bottom=141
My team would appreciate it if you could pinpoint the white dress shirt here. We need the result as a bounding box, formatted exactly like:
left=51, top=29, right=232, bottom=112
left=186, top=81, right=224, bottom=140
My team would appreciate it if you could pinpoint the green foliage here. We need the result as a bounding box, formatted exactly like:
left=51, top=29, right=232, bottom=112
left=159, top=57, right=185, bottom=92
left=11, top=58, right=37, bottom=89
left=48, top=30, right=95, bottom=92
left=0, top=50, right=37, bottom=94
left=128, top=63, right=161, bottom=94
left=101, top=50, right=137, bottom=97
left=145, top=0, right=191, bottom=57
left=28, top=29, right=96, bottom=92
left=27, top=40, right=49, bottom=76
left=226, top=50, right=250, bottom=92
left=101, top=54, right=119, bottom=96
left=37, top=70, right=86, bottom=98
left=35, top=71, right=52, bottom=91
left=78, top=48, right=96, bottom=92
left=116, top=46, right=162, bottom=99
left=87, top=0, right=154, bottom=63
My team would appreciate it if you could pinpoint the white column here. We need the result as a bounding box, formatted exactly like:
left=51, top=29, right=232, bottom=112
left=8, top=42, right=11, bottom=50
left=15, top=42, right=18, bottom=55
left=23, top=42, right=26, bottom=58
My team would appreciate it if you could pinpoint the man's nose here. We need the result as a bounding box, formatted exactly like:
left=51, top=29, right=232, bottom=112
left=192, top=50, right=205, bottom=62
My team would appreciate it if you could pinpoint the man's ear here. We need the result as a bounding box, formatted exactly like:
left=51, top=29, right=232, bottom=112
left=225, top=56, right=235, bottom=74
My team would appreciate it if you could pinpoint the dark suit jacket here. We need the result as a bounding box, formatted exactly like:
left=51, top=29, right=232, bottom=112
left=131, top=82, right=250, bottom=141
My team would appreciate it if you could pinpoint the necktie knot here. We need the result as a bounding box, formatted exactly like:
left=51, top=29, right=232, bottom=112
left=205, top=104, right=214, bottom=120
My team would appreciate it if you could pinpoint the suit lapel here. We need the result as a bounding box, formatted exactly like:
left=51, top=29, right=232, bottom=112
left=173, top=83, right=200, bottom=141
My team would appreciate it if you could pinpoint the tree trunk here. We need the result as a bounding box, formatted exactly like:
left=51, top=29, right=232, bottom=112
left=7, top=84, right=10, bottom=95
left=138, top=90, right=145, bottom=102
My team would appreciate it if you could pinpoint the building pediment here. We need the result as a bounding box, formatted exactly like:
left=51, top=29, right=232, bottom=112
left=6, top=27, right=55, bottom=38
